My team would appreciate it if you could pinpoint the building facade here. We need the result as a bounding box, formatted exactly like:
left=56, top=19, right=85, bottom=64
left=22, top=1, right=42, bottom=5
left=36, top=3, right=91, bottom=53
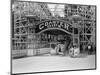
left=11, top=1, right=96, bottom=57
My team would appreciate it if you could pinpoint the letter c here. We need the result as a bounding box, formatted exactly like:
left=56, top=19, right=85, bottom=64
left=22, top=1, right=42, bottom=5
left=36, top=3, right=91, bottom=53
left=39, top=23, right=44, bottom=30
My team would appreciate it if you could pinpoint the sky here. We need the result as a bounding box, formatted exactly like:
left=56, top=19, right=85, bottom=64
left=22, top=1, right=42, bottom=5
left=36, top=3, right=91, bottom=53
left=47, top=4, right=65, bottom=17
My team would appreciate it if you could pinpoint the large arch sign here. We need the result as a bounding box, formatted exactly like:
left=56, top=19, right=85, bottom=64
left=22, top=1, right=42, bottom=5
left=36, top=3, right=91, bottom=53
left=35, top=20, right=73, bottom=34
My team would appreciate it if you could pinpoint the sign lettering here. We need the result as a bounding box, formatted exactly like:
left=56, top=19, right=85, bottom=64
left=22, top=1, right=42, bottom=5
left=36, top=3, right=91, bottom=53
left=36, top=20, right=73, bottom=33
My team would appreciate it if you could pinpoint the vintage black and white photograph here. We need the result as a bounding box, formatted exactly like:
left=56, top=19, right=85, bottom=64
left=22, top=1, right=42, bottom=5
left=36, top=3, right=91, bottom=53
left=11, top=0, right=96, bottom=74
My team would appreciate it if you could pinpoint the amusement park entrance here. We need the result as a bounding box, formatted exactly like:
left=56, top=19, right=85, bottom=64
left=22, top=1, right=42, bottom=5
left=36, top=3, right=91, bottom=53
left=35, top=20, right=79, bottom=55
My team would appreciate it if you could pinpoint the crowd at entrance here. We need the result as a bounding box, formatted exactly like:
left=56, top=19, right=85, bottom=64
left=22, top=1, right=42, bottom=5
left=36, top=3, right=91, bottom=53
left=49, top=41, right=80, bottom=57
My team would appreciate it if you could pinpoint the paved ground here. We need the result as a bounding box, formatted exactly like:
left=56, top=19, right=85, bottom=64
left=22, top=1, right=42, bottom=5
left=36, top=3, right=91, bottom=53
left=12, top=55, right=96, bottom=74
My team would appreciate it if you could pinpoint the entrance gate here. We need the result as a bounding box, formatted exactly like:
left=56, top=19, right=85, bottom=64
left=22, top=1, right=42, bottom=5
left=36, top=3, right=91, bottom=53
left=35, top=20, right=80, bottom=50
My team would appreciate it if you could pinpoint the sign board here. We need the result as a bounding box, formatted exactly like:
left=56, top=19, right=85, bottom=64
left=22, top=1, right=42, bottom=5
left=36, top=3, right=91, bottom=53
left=35, top=20, right=73, bottom=34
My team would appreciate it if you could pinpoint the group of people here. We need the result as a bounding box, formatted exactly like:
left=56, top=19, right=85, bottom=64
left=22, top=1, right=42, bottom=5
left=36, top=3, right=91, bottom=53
left=55, top=42, right=80, bottom=57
